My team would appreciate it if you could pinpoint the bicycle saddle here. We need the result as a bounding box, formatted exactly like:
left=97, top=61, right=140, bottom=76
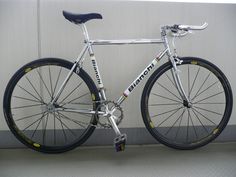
left=63, top=10, right=102, bottom=24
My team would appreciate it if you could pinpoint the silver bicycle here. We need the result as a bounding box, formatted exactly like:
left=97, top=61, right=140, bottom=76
left=3, top=11, right=233, bottom=153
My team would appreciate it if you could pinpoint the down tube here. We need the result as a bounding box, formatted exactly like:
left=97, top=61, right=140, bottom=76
left=116, top=49, right=168, bottom=105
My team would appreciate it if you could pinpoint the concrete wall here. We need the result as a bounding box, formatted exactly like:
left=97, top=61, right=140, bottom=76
left=0, top=0, right=235, bottom=146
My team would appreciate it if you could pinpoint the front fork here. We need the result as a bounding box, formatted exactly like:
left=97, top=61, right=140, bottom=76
left=170, top=56, right=190, bottom=104
left=162, top=30, right=190, bottom=105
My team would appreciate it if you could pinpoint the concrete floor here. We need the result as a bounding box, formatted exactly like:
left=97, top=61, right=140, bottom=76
left=0, top=143, right=235, bottom=177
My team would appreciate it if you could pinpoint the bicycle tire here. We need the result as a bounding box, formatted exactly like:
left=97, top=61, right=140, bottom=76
left=141, top=57, right=233, bottom=150
left=4, top=58, right=100, bottom=153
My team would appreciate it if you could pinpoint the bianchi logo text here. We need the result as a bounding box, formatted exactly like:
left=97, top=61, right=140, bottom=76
left=128, top=63, right=155, bottom=92
left=92, top=59, right=102, bottom=85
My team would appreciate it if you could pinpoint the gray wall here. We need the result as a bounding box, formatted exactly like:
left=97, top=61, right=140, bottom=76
left=0, top=0, right=235, bottom=145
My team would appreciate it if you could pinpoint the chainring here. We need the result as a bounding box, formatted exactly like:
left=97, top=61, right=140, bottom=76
left=95, top=101, right=124, bottom=128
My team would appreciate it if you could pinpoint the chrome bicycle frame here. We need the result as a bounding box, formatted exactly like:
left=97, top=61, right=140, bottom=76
left=52, top=23, right=189, bottom=117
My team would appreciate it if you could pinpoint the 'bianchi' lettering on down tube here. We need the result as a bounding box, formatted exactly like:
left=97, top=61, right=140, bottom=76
left=128, top=62, right=155, bottom=93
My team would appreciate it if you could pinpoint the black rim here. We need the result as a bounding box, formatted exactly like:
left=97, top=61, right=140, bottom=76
left=142, top=57, right=232, bottom=149
left=4, top=58, right=99, bottom=153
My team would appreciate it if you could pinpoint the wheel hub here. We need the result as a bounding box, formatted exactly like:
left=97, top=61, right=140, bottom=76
left=41, top=103, right=59, bottom=113
left=183, top=100, right=192, bottom=108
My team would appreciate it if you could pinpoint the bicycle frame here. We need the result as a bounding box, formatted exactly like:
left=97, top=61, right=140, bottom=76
left=52, top=24, right=189, bottom=116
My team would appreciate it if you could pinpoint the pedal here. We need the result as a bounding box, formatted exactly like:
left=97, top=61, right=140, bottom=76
left=114, top=134, right=127, bottom=152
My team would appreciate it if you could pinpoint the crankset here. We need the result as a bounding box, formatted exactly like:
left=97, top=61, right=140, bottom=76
left=95, top=101, right=123, bottom=128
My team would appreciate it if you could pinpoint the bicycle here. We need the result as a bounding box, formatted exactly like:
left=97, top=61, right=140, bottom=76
left=3, top=11, right=233, bottom=153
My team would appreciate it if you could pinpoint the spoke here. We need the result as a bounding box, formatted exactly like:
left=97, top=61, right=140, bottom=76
left=53, top=112, right=56, bottom=145
left=191, top=109, right=209, bottom=134
left=60, top=92, right=90, bottom=107
left=58, top=82, right=83, bottom=104
left=53, top=67, right=62, bottom=96
left=13, top=96, right=42, bottom=103
left=36, top=69, right=52, bottom=98
left=55, top=113, right=77, bottom=137
left=42, top=113, right=49, bottom=145
left=149, top=103, right=181, bottom=106
left=188, top=65, right=190, bottom=98
left=157, top=107, right=183, bottom=127
left=22, top=115, right=45, bottom=131
left=152, top=106, right=183, bottom=118
left=189, top=109, right=198, bottom=139
left=192, top=81, right=219, bottom=101
left=189, top=67, right=200, bottom=97
left=195, top=102, right=225, bottom=105
left=151, top=93, right=182, bottom=103
left=17, top=84, right=42, bottom=103
left=193, top=91, right=224, bottom=104
left=192, top=107, right=217, bottom=125
left=15, top=111, right=46, bottom=121
left=26, top=76, right=44, bottom=102
left=48, top=66, right=54, bottom=98
left=165, top=73, right=178, bottom=90
left=12, top=103, right=43, bottom=109
left=58, top=112, right=88, bottom=128
left=31, top=113, right=47, bottom=139
left=157, top=82, right=182, bottom=101
left=186, top=109, right=190, bottom=142
left=193, top=106, right=222, bottom=116
left=55, top=113, right=67, bottom=142
left=191, top=72, right=211, bottom=100
left=174, top=109, right=184, bottom=140
left=165, top=109, right=186, bottom=135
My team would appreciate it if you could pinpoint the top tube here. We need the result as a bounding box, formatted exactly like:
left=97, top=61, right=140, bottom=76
left=89, top=39, right=164, bottom=45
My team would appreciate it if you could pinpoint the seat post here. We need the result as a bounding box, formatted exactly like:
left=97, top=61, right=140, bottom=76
left=81, top=24, right=90, bottom=43
left=81, top=24, right=95, bottom=55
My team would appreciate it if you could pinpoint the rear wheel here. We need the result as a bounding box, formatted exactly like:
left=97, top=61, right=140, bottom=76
left=141, top=57, right=233, bottom=149
left=4, top=58, right=100, bottom=153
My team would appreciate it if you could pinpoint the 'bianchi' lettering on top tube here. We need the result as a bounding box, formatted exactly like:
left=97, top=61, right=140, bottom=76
left=127, top=61, right=155, bottom=93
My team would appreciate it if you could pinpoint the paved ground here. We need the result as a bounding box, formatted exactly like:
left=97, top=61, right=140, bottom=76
left=0, top=143, right=235, bottom=177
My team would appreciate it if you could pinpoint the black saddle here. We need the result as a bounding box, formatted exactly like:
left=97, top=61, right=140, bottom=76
left=63, top=11, right=102, bottom=24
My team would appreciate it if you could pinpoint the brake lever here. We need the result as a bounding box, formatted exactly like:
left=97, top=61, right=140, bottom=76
left=169, top=30, right=189, bottom=37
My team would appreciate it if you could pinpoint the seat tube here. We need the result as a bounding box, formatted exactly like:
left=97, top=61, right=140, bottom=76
left=81, top=24, right=107, bottom=101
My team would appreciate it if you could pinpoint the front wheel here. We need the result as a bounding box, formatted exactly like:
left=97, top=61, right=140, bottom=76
left=141, top=57, right=233, bottom=150
left=4, top=58, right=100, bottom=153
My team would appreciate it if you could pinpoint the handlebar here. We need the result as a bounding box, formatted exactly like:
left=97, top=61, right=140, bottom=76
left=165, top=22, right=208, bottom=32
left=164, top=22, right=208, bottom=37
left=178, top=22, right=208, bottom=31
